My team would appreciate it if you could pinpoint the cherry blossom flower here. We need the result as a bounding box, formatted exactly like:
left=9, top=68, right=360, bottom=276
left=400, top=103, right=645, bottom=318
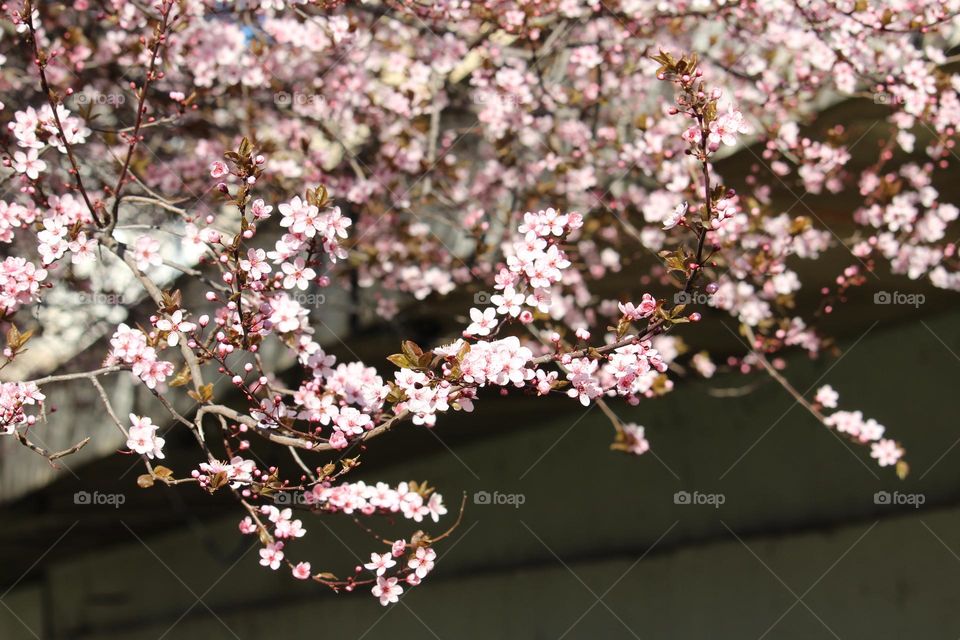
left=126, top=414, right=165, bottom=459
left=251, top=199, right=273, bottom=220
left=108, top=324, right=175, bottom=389
left=620, top=294, right=657, bottom=321
left=708, top=108, right=749, bottom=149
left=155, top=310, right=197, bottom=347
left=465, top=307, right=497, bottom=336
left=239, top=248, right=271, bottom=281
left=195, top=457, right=255, bottom=490
left=0, top=382, right=44, bottom=433
left=371, top=576, right=403, bottom=606
left=0, top=257, right=46, bottom=314
left=364, top=552, right=397, bottom=576
left=621, top=424, right=650, bottom=455
left=292, top=562, right=311, bottom=580
left=870, top=439, right=903, bottom=467
left=426, top=493, right=448, bottom=523
left=281, top=257, right=316, bottom=290
left=238, top=517, right=257, bottom=534
left=209, top=161, right=229, bottom=178
left=259, top=542, right=285, bottom=570
left=408, top=547, right=436, bottom=579
left=491, top=287, right=524, bottom=317
left=662, top=202, right=687, bottom=230
left=133, top=236, right=163, bottom=272
left=12, top=149, right=45, bottom=180
left=815, top=385, right=839, bottom=409
left=37, top=218, right=67, bottom=265
left=69, top=233, right=97, bottom=265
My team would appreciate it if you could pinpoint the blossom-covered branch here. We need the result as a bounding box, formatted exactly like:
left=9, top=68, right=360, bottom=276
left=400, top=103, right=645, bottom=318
left=0, top=0, right=954, bottom=605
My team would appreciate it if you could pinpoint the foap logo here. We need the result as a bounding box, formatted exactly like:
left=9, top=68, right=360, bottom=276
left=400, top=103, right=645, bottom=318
left=674, top=291, right=708, bottom=305
left=674, top=490, right=726, bottom=509
left=673, top=290, right=729, bottom=306
left=474, top=490, right=526, bottom=509
left=75, top=92, right=126, bottom=106
left=274, top=91, right=325, bottom=108
left=274, top=491, right=310, bottom=506
left=874, top=291, right=924, bottom=308
left=74, top=490, right=126, bottom=509
left=874, top=490, right=925, bottom=509
left=873, top=92, right=904, bottom=106
left=77, top=291, right=126, bottom=306
left=290, top=292, right=326, bottom=308
left=473, top=92, right=524, bottom=108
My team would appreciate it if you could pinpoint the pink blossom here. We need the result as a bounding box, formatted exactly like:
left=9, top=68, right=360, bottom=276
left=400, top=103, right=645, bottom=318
left=13, top=149, right=45, bottom=180
left=815, top=385, right=839, bottom=409
left=465, top=307, right=497, bottom=336
left=0, top=257, right=46, bottom=314
left=132, top=236, right=163, bottom=272
left=0, top=382, right=44, bottom=433
left=292, top=562, right=311, bottom=580
left=408, top=547, right=436, bottom=578
left=239, top=248, right=271, bottom=281
left=155, top=310, right=196, bottom=347
left=126, top=414, right=165, bottom=459
left=662, top=202, right=687, bottom=230
left=708, top=108, right=749, bottom=149
left=209, top=161, right=229, bottom=178
left=281, top=257, right=316, bottom=290
left=259, top=542, right=284, bottom=570
left=238, top=517, right=257, bottom=534
left=364, top=552, right=397, bottom=576
left=371, top=576, right=403, bottom=606
left=870, top=439, right=902, bottom=467
left=619, top=294, right=657, bottom=320
left=621, top=423, right=650, bottom=455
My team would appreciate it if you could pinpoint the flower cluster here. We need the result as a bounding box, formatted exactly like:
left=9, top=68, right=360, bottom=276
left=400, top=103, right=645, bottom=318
left=600, top=341, right=669, bottom=402
left=276, top=196, right=352, bottom=263
left=8, top=105, right=90, bottom=153
left=367, top=544, right=437, bottom=604
left=0, top=381, right=44, bottom=434
left=458, top=336, right=536, bottom=388
left=0, top=257, right=46, bottom=317
left=193, top=457, right=257, bottom=489
left=0, top=0, right=950, bottom=607
left=260, top=505, right=307, bottom=540
left=307, top=481, right=447, bottom=524
left=126, top=414, right=165, bottom=459
left=707, top=107, right=749, bottom=151
left=393, top=369, right=454, bottom=427
left=499, top=208, right=582, bottom=312
left=620, top=423, right=650, bottom=456
left=817, top=386, right=903, bottom=468
left=106, top=324, right=175, bottom=389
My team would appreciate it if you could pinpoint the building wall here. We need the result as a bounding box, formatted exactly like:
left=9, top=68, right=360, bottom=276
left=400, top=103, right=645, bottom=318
left=1, top=308, right=958, bottom=639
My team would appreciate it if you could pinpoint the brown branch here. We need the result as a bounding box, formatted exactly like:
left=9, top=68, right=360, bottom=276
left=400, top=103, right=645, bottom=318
left=25, top=1, right=102, bottom=226
left=106, top=1, right=175, bottom=235
left=14, top=430, right=90, bottom=466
